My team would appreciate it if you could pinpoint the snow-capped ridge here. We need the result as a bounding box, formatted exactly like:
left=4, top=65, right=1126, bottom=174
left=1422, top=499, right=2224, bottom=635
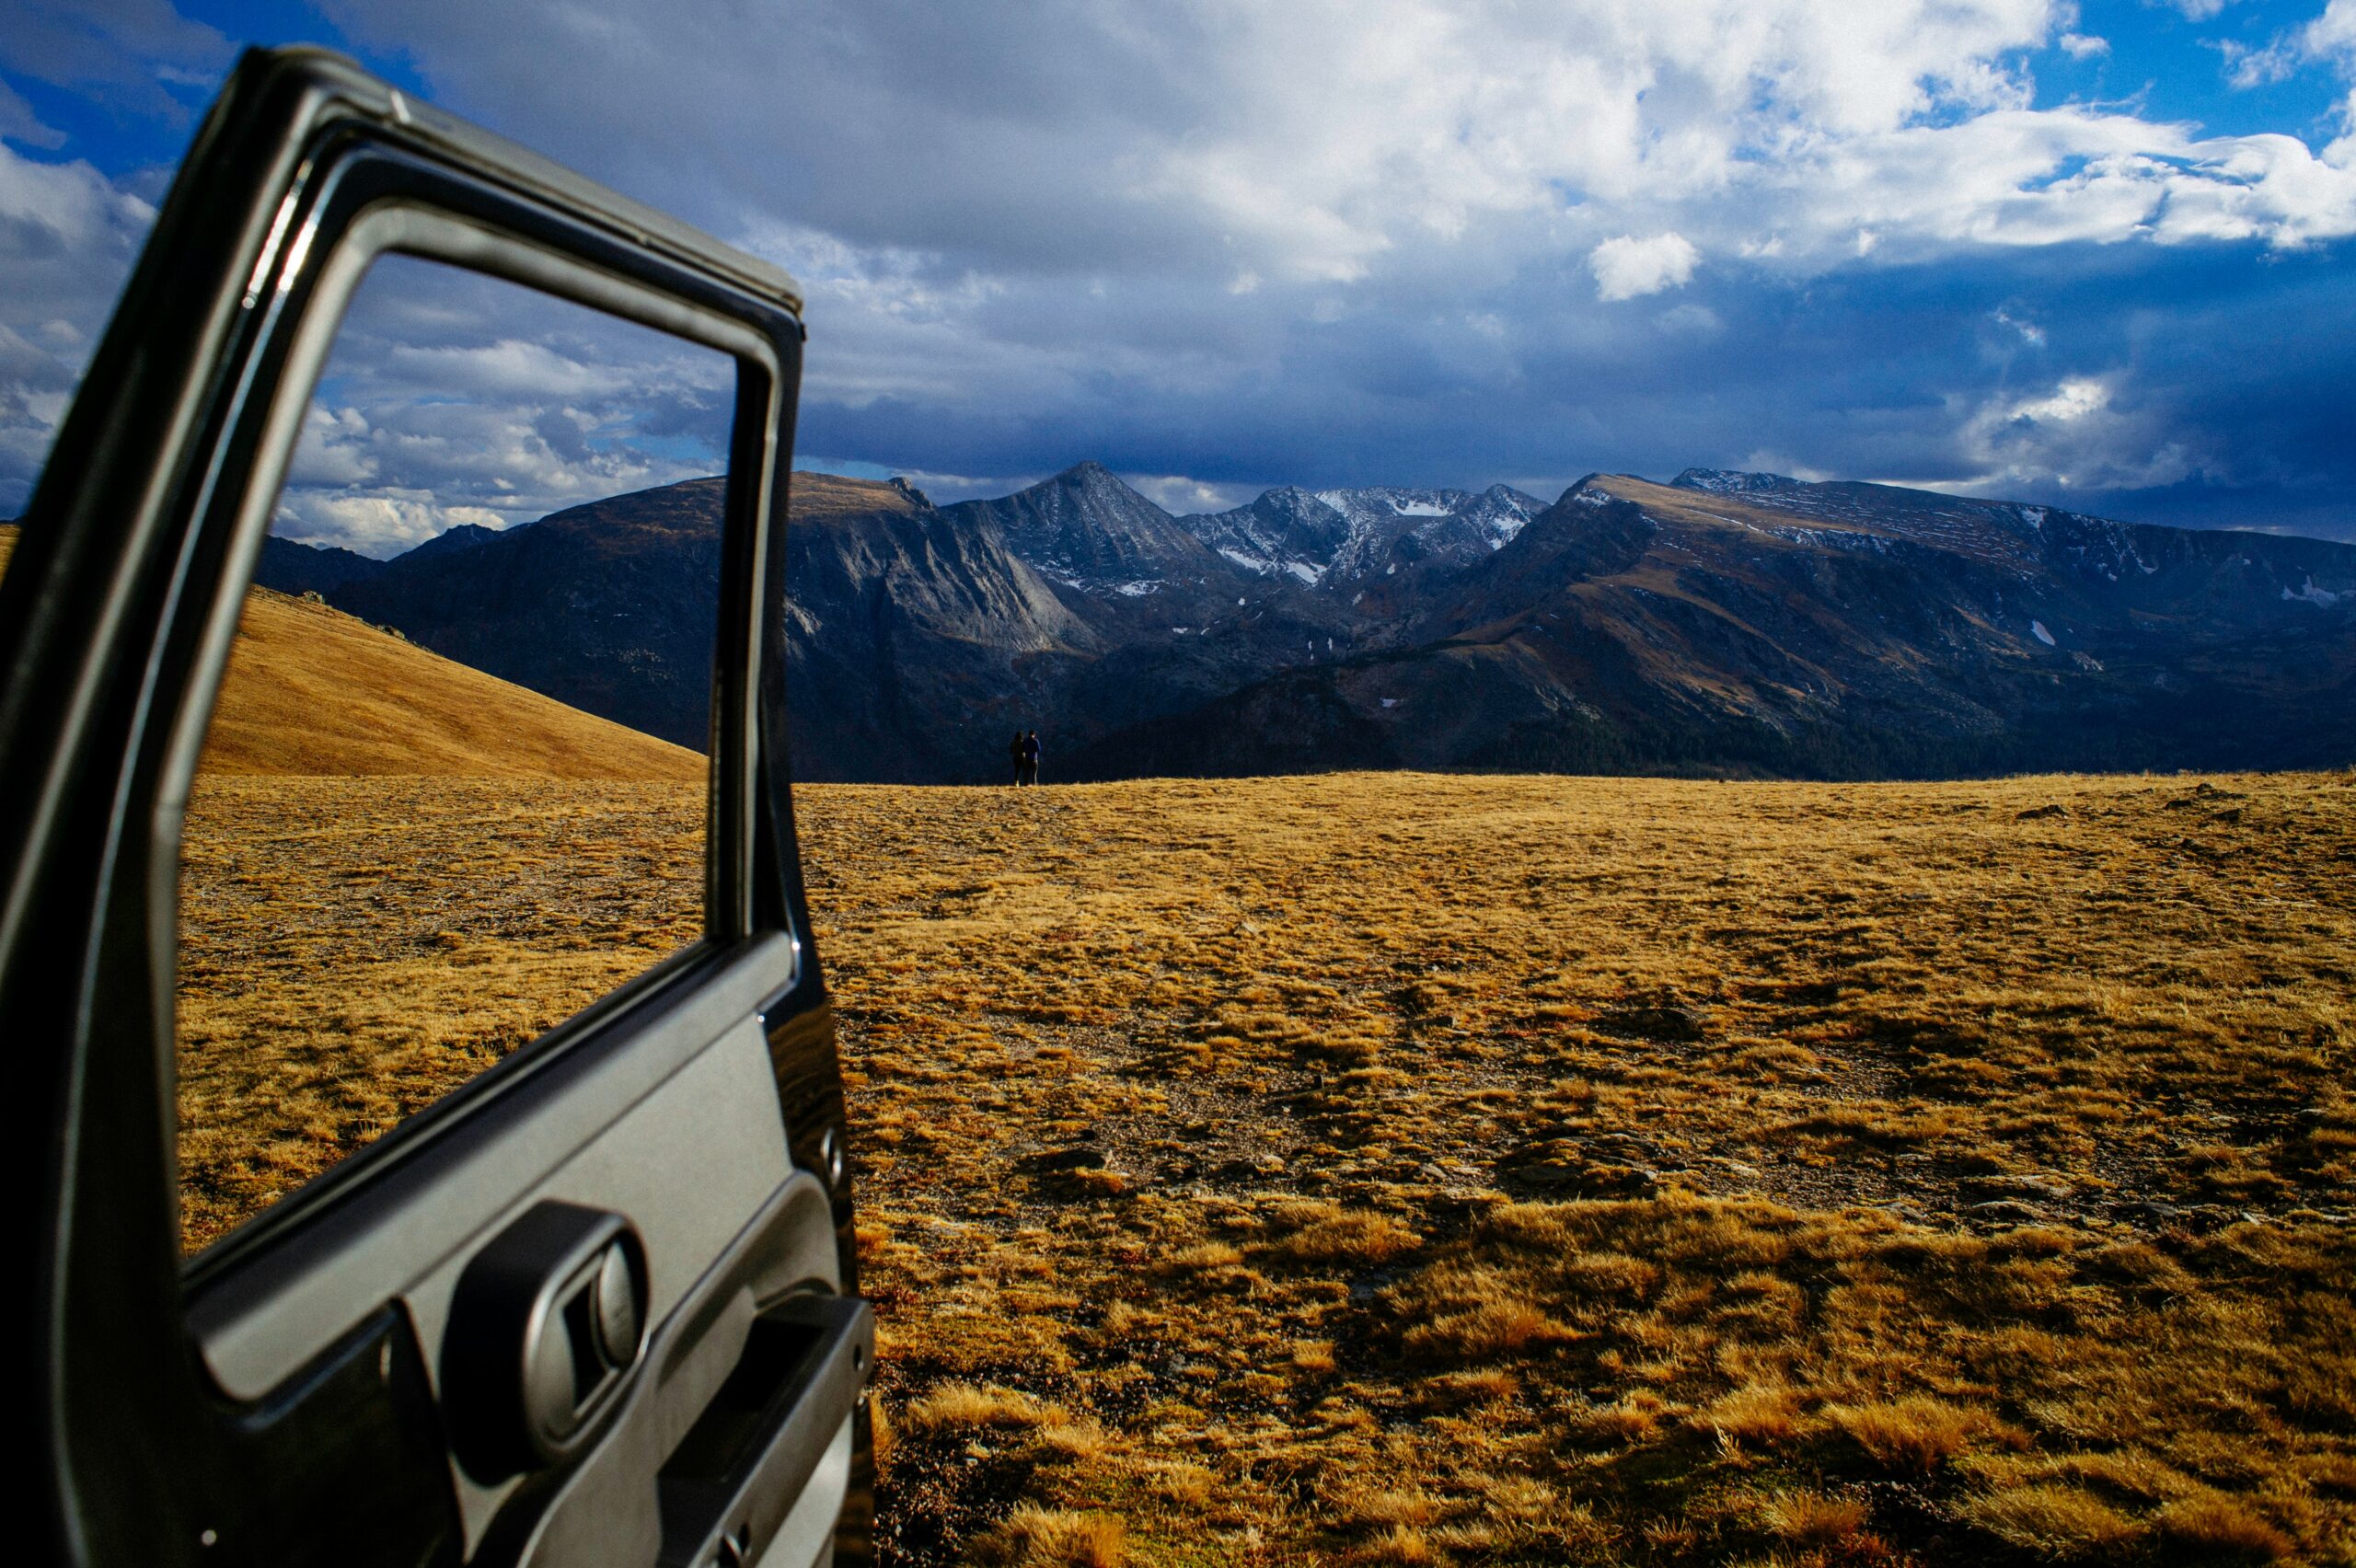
left=1180, top=481, right=1543, bottom=593
left=1670, top=467, right=1806, bottom=496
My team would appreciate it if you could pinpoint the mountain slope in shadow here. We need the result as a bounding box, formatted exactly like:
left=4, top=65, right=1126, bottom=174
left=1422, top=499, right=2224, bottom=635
left=255, top=464, right=2356, bottom=783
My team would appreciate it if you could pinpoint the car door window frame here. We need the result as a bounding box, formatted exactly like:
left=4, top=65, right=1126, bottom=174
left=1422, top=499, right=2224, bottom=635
left=172, top=147, right=791, bottom=1286
left=6, top=51, right=836, bottom=1568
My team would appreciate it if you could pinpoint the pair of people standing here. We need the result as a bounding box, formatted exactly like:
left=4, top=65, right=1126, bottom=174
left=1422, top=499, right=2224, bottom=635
left=1007, top=729, right=1043, bottom=786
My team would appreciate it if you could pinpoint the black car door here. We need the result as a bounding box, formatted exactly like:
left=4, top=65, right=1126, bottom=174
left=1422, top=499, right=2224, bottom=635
left=2, top=47, right=870, bottom=1568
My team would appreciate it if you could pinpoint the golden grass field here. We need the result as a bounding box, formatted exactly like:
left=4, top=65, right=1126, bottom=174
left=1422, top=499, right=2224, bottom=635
left=176, top=763, right=2356, bottom=1563
left=97, top=549, right=2353, bottom=1562
left=175, top=774, right=703, bottom=1248
left=803, top=771, right=2355, bottom=1568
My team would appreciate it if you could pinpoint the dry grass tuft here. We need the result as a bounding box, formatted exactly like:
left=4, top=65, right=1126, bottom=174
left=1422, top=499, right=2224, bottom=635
left=1350, top=1525, right=1438, bottom=1565
left=1708, top=1380, right=1808, bottom=1447
left=967, top=1507, right=1126, bottom=1568
left=2154, top=1495, right=2293, bottom=1562
left=1829, top=1397, right=2018, bottom=1475
left=1403, top=1297, right=1576, bottom=1361
left=1345, top=1488, right=1442, bottom=1528
left=1960, top=1484, right=2143, bottom=1558
left=1265, top=1208, right=1422, bottom=1266
left=1289, top=1338, right=1338, bottom=1373
left=1759, top=1488, right=1870, bottom=1548
left=902, top=1382, right=1059, bottom=1433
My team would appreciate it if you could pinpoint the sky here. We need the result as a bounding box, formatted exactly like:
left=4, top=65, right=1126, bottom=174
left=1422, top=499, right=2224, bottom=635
left=276, top=256, right=738, bottom=552
left=3, top=0, right=2355, bottom=552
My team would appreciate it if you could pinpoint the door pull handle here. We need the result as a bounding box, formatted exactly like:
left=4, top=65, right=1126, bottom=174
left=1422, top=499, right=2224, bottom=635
left=656, top=1293, right=874, bottom=1568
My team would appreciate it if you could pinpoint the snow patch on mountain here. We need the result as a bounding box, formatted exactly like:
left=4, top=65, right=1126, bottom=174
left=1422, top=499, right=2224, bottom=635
left=1671, top=468, right=1802, bottom=497
left=1183, top=482, right=1542, bottom=593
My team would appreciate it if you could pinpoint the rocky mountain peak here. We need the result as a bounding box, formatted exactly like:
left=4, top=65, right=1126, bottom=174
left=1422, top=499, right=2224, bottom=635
left=941, top=461, right=1220, bottom=594
left=1180, top=481, right=1545, bottom=592
left=405, top=521, right=509, bottom=560
left=1670, top=467, right=1806, bottom=496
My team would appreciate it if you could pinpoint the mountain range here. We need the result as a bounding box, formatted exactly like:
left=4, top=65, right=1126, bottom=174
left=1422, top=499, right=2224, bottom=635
left=260, top=462, right=2356, bottom=783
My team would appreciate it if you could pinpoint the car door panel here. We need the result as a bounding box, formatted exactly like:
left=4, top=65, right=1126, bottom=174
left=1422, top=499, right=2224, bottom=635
left=476, top=1186, right=865, bottom=1568
left=189, top=937, right=799, bottom=1403
left=5, top=46, right=868, bottom=1568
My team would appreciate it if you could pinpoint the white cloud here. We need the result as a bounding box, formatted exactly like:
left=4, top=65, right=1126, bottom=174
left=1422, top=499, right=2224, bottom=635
left=0, top=141, right=155, bottom=509
left=259, top=255, right=736, bottom=554
left=2219, top=37, right=2300, bottom=88
left=1992, top=306, right=2047, bottom=346
left=2316, top=0, right=2356, bottom=56
left=1739, top=451, right=1833, bottom=482
left=2012, top=377, right=2108, bottom=423
left=0, top=1, right=232, bottom=125
left=2058, top=32, right=2109, bottom=59
left=380, top=339, right=632, bottom=401
left=305, top=0, right=2356, bottom=289
left=271, top=490, right=511, bottom=558
left=1590, top=233, right=1701, bottom=301
left=2303, top=0, right=2356, bottom=164
left=0, top=79, right=64, bottom=149
left=8, top=0, right=2356, bottom=528
left=1953, top=373, right=2207, bottom=492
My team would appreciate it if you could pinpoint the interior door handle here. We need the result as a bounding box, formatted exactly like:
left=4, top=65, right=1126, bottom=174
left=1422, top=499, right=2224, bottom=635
left=444, top=1202, right=652, bottom=1482
left=656, top=1293, right=874, bottom=1568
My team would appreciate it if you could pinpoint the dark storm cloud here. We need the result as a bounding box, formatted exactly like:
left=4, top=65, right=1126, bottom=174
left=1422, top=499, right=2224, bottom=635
left=4, top=1, right=2355, bottom=540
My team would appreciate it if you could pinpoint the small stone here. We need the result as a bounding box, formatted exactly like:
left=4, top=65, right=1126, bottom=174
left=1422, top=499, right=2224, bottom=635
left=1596, top=1003, right=1709, bottom=1041
left=1968, top=1200, right=2044, bottom=1223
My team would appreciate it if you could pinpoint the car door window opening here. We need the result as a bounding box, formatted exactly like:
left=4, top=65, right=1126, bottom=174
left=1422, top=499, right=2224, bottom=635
left=174, top=250, right=739, bottom=1256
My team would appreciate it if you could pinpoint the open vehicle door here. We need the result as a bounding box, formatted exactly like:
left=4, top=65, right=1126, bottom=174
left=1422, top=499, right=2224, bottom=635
left=3, top=47, right=871, bottom=1568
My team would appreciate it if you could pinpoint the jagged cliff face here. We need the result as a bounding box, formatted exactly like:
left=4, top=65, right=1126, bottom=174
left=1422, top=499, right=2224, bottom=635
left=779, top=473, right=1097, bottom=782
left=941, top=461, right=1229, bottom=595
left=262, top=462, right=2356, bottom=783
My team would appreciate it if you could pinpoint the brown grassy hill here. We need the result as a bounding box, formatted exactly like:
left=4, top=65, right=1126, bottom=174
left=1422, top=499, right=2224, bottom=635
left=196, top=581, right=702, bottom=778
left=4, top=522, right=698, bottom=778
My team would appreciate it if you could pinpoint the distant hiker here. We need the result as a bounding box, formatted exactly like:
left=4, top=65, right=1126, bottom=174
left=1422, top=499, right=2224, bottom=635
left=1022, top=730, right=1042, bottom=786
left=1009, top=730, right=1026, bottom=787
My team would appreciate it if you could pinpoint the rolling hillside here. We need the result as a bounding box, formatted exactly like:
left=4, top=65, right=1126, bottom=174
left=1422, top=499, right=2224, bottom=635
left=199, top=582, right=703, bottom=777
left=3, top=522, right=699, bottom=779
